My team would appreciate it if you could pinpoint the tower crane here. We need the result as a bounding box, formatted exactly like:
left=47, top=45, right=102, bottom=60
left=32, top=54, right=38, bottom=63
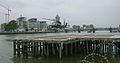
left=42, top=18, right=55, bottom=21
left=0, top=3, right=11, bottom=22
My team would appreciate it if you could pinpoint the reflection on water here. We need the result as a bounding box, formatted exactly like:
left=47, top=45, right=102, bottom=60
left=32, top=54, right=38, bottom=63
left=0, top=32, right=120, bottom=63
left=12, top=55, right=83, bottom=63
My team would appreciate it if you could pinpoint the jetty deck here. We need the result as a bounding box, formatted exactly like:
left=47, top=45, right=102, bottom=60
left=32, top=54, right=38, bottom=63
left=13, top=34, right=120, bottom=59
left=15, top=34, right=120, bottom=41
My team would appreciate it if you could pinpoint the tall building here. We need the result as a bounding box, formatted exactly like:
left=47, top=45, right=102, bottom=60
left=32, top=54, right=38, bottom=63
left=17, top=17, right=27, bottom=32
left=28, top=18, right=38, bottom=32
left=37, top=21, right=48, bottom=31
left=1, top=23, right=7, bottom=32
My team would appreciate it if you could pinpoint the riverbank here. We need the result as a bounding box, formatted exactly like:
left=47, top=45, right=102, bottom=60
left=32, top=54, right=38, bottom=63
left=0, top=31, right=55, bottom=35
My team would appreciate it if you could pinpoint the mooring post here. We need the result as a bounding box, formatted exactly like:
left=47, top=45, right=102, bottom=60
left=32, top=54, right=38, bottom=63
left=112, top=41, right=115, bottom=58
left=36, top=41, right=38, bottom=57
left=83, top=40, right=85, bottom=54
left=92, top=40, right=94, bottom=53
left=17, top=40, right=21, bottom=57
left=118, top=42, right=120, bottom=56
left=34, top=40, right=38, bottom=57
left=116, top=41, right=119, bottom=56
left=105, top=40, right=107, bottom=54
left=78, top=40, right=80, bottom=53
left=90, top=40, right=92, bottom=53
left=28, top=41, right=31, bottom=56
left=33, top=41, right=35, bottom=57
left=95, top=40, right=97, bottom=52
left=42, top=42, right=44, bottom=56
left=87, top=40, right=89, bottom=53
left=65, top=44, right=68, bottom=56
left=27, top=41, right=30, bottom=56
left=70, top=43, right=73, bottom=55
left=44, top=42, right=46, bottom=56
left=84, top=40, right=87, bottom=54
left=102, top=40, right=104, bottom=54
left=59, top=42, right=63, bottom=59
left=31, top=41, right=34, bottom=57
left=13, top=40, right=16, bottom=56
left=103, top=40, right=104, bottom=54
left=77, top=40, right=79, bottom=53
left=22, top=40, right=28, bottom=58
left=52, top=43, right=55, bottom=55
left=104, top=40, right=106, bottom=54
left=39, top=42, right=41, bottom=56
left=46, top=43, right=49, bottom=57
left=75, top=41, right=77, bottom=53
left=86, top=40, right=89, bottom=54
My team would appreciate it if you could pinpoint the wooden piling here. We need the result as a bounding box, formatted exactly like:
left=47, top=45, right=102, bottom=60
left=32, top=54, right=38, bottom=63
left=13, top=34, right=120, bottom=59
left=46, top=43, right=49, bottom=57
left=13, top=40, right=16, bottom=56
left=70, top=43, right=73, bottom=55
left=65, top=44, right=68, bottom=56
left=17, top=40, right=21, bottom=57
left=59, top=42, right=63, bottom=59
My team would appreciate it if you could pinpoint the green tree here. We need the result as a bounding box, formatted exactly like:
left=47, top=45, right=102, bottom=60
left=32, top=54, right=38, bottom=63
left=4, top=20, right=18, bottom=32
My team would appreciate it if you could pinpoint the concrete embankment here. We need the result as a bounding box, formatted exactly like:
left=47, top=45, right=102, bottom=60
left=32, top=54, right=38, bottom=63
left=0, top=31, right=54, bottom=35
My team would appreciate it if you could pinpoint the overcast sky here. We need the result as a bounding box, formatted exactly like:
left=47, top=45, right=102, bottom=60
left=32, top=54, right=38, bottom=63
left=0, top=0, right=120, bottom=27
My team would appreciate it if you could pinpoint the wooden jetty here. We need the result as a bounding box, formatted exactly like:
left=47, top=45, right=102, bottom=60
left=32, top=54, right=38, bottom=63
left=13, top=34, right=120, bottom=59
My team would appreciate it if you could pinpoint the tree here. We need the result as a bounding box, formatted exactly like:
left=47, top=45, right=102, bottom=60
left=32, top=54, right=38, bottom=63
left=4, top=20, right=18, bottom=32
left=90, top=24, right=94, bottom=28
left=82, top=24, right=86, bottom=27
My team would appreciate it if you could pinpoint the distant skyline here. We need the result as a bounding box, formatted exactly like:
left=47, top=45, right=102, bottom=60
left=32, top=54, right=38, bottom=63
left=0, top=0, right=120, bottom=27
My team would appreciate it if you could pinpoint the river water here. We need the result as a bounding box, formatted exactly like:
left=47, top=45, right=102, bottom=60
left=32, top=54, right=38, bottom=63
left=0, top=31, right=120, bottom=63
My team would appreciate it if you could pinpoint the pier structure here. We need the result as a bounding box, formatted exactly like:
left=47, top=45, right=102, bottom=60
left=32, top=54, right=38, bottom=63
left=13, top=34, right=120, bottom=59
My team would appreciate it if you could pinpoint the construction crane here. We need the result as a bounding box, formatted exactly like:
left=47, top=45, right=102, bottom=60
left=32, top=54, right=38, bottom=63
left=63, top=19, right=68, bottom=28
left=42, top=18, right=58, bottom=27
left=42, top=18, right=55, bottom=21
left=0, top=3, right=11, bottom=22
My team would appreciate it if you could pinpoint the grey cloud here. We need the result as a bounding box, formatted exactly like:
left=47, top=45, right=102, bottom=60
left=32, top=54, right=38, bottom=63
left=0, top=0, right=120, bottom=27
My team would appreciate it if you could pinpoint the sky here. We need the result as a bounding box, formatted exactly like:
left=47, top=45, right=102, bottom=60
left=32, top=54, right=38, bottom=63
left=0, top=0, right=120, bottom=27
